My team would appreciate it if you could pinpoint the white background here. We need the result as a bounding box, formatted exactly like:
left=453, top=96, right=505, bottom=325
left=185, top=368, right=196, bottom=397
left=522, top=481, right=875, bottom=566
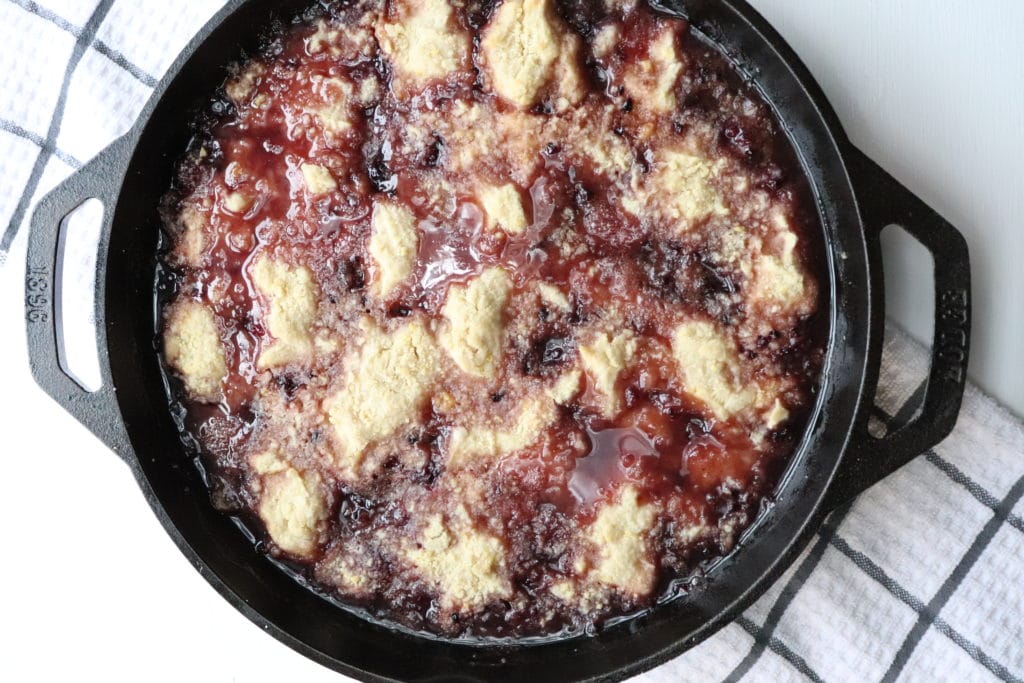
left=1, top=1, right=1021, bottom=681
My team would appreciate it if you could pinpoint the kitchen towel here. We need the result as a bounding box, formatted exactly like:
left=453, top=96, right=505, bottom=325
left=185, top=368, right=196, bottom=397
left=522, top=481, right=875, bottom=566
left=1, top=1, right=1021, bottom=681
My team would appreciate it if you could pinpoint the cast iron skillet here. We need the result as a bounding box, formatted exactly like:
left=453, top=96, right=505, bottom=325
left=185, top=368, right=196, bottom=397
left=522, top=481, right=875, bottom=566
left=24, top=0, right=972, bottom=680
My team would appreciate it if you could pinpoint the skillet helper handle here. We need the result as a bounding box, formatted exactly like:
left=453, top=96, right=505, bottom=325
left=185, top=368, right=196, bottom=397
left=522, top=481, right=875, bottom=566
left=25, top=135, right=133, bottom=460
left=825, top=147, right=972, bottom=510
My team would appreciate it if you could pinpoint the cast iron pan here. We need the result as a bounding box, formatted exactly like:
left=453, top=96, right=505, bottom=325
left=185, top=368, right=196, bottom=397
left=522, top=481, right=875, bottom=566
left=24, top=0, right=971, bottom=680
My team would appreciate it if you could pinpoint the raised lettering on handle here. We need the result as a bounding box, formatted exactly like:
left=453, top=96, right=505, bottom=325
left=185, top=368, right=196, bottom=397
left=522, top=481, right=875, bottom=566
left=936, top=288, right=968, bottom=384
left=25, top=265, right=50, bottom=323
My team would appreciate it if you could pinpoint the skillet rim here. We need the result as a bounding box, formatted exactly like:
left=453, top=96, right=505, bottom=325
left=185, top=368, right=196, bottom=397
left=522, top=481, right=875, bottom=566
left=97, top=0, right=873, bottom=679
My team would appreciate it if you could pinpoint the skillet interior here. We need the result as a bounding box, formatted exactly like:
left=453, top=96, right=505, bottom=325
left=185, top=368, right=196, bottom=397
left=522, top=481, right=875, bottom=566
left=103, top=0, right=872, bottom=679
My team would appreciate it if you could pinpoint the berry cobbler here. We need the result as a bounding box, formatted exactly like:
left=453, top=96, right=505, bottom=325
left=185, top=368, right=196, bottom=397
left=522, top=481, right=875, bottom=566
left=160, top=0, right=826, bottom=639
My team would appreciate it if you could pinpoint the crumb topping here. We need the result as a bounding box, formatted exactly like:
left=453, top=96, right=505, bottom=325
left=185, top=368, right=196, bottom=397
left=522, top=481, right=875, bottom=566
left=440, top=267, right=512, bottom=378
left=164, top=300, right=226, bottom=402
left=579, top=330, right=637, bottom=417
left=369, top=201, right=419, bottom=297
left=326, top=319, right=440, bottom=470
left=587, top=486, right=657, bottom=595
left=407, top=509, right=512, bottom=608
left=252, top=449, right=328, bottom=558
left=251, top=257, right=319, bottom=369
left=378, top=0, right=470, bottom=96
left=480, top=0, right=562, bottom=107
left=479, top=184, right=529, bottom=235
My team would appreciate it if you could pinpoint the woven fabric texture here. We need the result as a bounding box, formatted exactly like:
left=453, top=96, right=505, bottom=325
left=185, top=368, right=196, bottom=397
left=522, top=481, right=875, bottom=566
left=1, top=2, right=1020, bottom=680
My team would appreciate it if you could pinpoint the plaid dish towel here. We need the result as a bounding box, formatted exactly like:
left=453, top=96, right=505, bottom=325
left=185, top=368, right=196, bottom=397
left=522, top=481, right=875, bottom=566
left=2, top=1, right=1022, bottom=681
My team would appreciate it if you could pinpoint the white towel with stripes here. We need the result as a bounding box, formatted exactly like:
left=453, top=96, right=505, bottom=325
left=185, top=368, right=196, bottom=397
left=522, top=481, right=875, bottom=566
left=1, top=1, right=1021, bottom=680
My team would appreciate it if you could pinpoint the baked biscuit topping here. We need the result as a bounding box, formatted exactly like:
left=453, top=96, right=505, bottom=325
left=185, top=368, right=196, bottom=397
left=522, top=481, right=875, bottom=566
left=160, top=0, right=825, bottom=639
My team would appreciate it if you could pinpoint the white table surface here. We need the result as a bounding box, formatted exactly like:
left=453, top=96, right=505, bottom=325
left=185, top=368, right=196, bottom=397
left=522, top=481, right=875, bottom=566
left=2, top=1, right=1021, bottom=681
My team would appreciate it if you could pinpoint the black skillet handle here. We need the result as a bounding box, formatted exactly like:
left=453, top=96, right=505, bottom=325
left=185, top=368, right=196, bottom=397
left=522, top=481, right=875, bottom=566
left=824, top=147, right=972, bottom=510
left=25, top=135, right=134, bottom=461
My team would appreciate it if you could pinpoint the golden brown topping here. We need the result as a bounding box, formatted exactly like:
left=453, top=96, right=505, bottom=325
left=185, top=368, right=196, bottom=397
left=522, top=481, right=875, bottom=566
left=406, top=509, right=511, bottom=609
left=251, top=257, right=319, bottom=369
left=587, top=486, right=658, bottom=595
left=621, top=28, right=683, bottom=114
left=251, top=450, right=328, bottom=558
left=621, top=149, right=728, bottom=229
left=369, top=202, right=419, bottom=297
left=172, top=205, right=207, bottom=267
left=480, top=0, right=560, bottom=107
left=751, top=232, right=806, bottom=311
left=164, top=300, right=226, bottom=402
left=479, top=184, right=529, bottom=235
left=313, top=78, right=355, bottom=136
left=306, top=17, right=377, bottom=61
left=449, top=395, right=555, bottom=465
left=325, top=319, right=440, bottom=469
left=579, top=330, right=638, bottom=417
left=671, top=320, right=757, bottom=420
left=537, top=282, right=571, bottom=313
left=439, top=268, right=513, bottom=379
left=377, top=0, right=469, bottom=96
left=300, top=163, right=337, bottom=195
